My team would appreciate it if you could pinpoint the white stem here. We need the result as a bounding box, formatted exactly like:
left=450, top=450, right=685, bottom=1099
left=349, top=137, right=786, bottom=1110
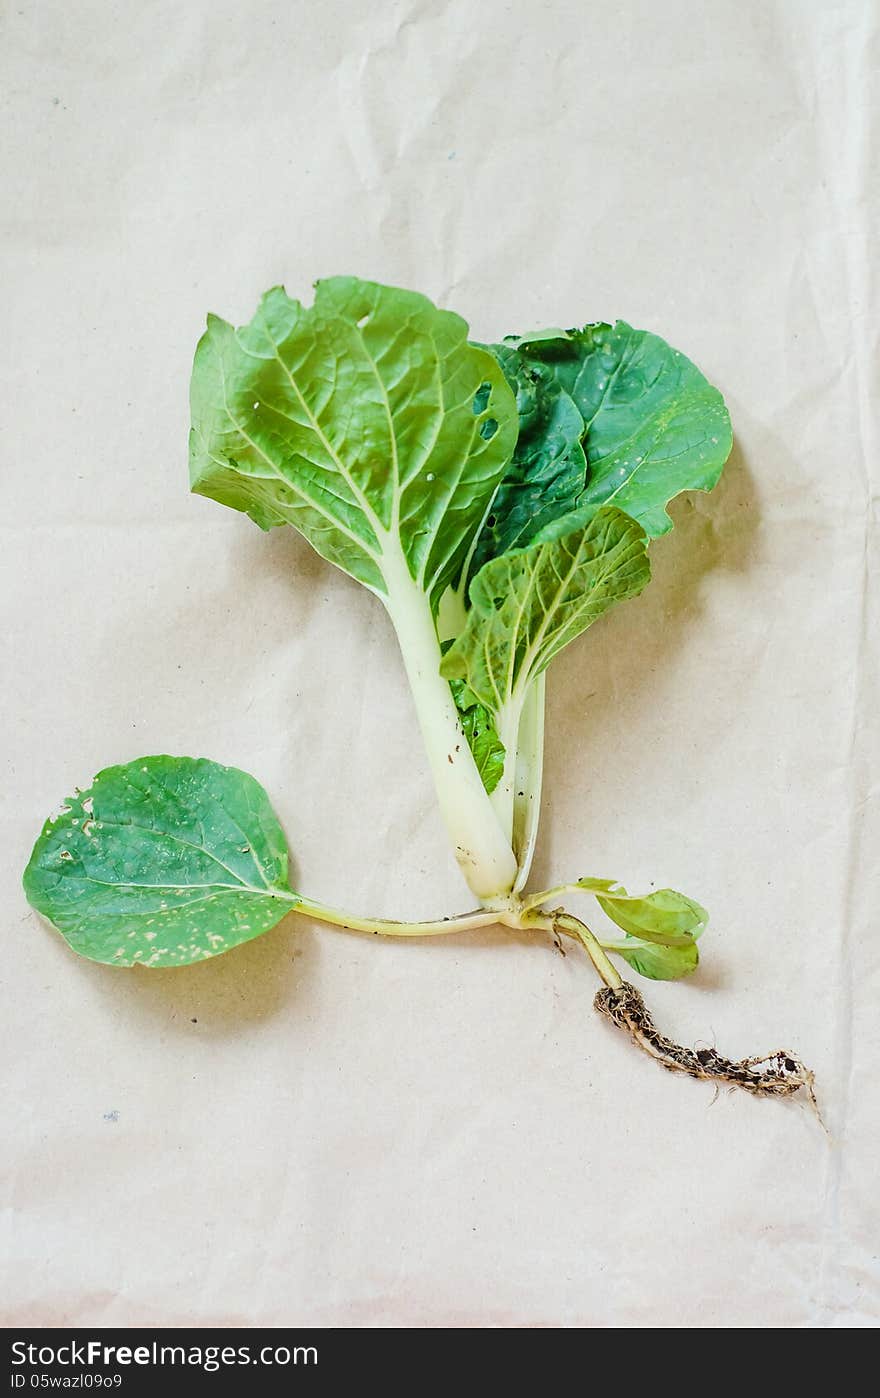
left=383, top=558, right=517, bottom=903
left=512, top=675, right=546, bottom=891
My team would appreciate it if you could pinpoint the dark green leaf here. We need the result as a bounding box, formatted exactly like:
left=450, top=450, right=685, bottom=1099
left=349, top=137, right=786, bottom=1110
left=469, top=342, right=587, bottom=576
left=475, top=321, right=731, bottom=566
left=568, top=322, right=731, bottom=537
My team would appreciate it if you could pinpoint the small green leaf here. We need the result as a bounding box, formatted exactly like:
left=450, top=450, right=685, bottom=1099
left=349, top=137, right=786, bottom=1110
left=610, top=937, right=700, bottom=981
left=23, top=756, right=297, bottom=967
left=441, top=507, right=650, bottom=712
left=449, top=679, right=505, bottom=795
left=573, top=879, right=706, bottom=980
left=572, top=876, right=622, bottom=894
left=596, top=886, right=708, bottom=946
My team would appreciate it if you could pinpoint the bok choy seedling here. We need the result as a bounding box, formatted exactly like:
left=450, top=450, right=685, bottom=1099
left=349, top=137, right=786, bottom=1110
left=24, top=277, right=814, bottom=1099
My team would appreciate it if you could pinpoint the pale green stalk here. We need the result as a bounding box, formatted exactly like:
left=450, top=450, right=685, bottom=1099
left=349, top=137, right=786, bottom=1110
left=382, top=554, right=517, bottom=904
left=512, top=675, right=545, bottom=890
left=294, top=896, right=501, bottom=937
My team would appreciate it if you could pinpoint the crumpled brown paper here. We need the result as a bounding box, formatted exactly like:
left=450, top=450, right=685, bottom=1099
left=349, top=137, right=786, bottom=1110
left=1, top=0, right=877, bottom=1327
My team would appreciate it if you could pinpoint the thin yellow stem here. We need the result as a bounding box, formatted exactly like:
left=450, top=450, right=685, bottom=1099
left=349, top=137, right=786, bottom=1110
left=293, top=897, right=502, bottom=939
left=520, top=883, right=584, bottom=913
left=523, top=908, right=623, bottom=991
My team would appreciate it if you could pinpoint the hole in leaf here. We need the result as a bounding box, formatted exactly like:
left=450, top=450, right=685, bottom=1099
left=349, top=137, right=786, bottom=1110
left=492, top=596, right=505, bottom=611
left=473, top=382, right=491, bottom=414
left=486, top=514, right=497, bottom=527
left=479, top=418, right=498, bottom=441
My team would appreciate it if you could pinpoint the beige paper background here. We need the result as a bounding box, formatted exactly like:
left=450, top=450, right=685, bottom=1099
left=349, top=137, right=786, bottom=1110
left=2, top=0, right=877, bottom=1327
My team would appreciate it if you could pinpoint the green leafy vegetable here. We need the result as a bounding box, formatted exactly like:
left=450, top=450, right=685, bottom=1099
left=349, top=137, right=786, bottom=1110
left=466, top=322, right=731, bottom=880
left=190, top=276, right=520, bottom=899
left=23, top=757, right=297, bottom=966
left=26, top=277, right=812, bottom=1097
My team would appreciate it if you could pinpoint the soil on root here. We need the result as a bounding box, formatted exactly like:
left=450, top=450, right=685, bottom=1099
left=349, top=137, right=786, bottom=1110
left=594, top=981, right=816, bottom=1101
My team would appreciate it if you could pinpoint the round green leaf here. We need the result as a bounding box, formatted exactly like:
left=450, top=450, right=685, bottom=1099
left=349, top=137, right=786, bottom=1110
left=23, top=756, right=298, bottom=967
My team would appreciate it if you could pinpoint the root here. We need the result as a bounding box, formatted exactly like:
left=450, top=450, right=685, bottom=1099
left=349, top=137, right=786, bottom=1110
left=594, top=981, right=816, bottom=1102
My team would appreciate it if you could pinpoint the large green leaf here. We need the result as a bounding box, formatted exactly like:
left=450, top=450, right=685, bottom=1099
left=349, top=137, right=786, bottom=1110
left=23, top=757, right=297, bottom=967
left=469, top=342, right=587, bottom=576
left=474, top=321, right=731, bottom=563
left=440, top=507, right=650, bottom=712
left=570, top=323, right=731, bottom=536
left=189, top=277, right=518, bottom=604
